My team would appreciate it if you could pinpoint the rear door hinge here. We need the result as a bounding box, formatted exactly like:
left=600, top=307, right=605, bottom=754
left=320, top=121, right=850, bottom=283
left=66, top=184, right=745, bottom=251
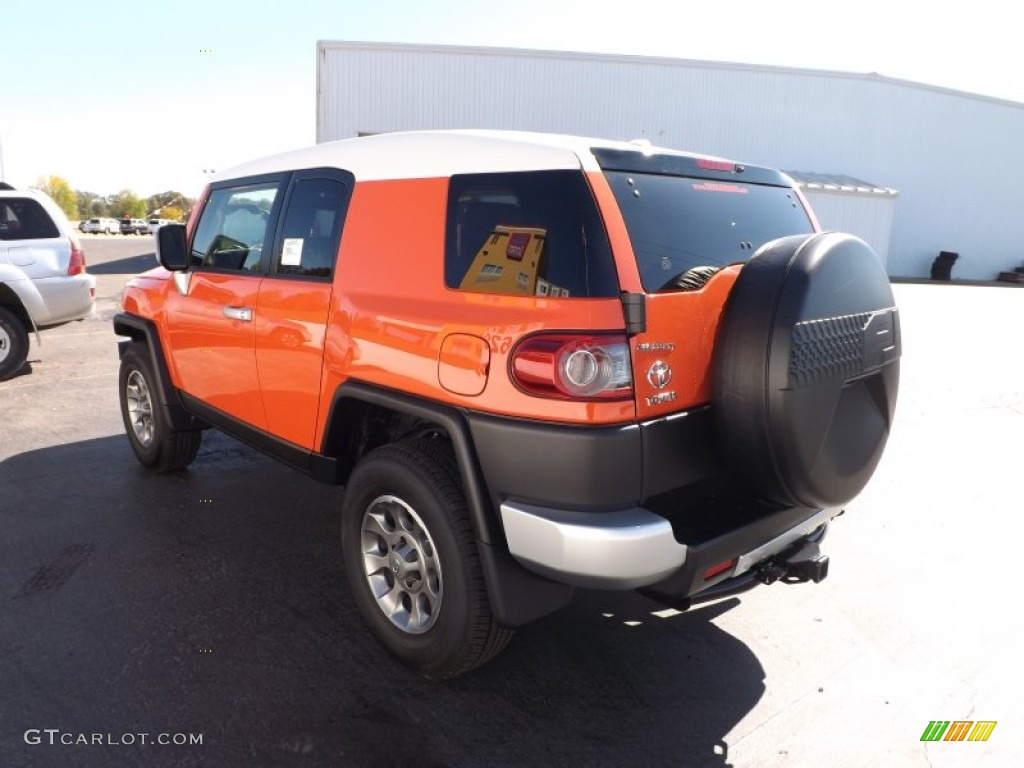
left=620, top=292, right=647, bottom=336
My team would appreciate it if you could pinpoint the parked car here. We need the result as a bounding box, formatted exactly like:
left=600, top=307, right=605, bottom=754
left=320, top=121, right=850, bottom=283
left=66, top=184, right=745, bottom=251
left=0, top=185, right=96, bottom=379
left=82, top=217, right=121, bottom=234
left=119, top=218, right=148, bottom=235
left=147, top=218, right=173, bottom=236
left=115, top=130, right=901, bottom=677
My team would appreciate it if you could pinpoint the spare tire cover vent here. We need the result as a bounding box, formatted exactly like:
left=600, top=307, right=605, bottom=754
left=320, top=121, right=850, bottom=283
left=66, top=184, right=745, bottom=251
left=713, top=232, right=901, bottom=510
left=789, top=308, right=899, bottom=389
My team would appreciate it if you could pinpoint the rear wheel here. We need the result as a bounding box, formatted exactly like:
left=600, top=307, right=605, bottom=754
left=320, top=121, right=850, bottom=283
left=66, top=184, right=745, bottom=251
left=0, top=307, right=30, bottom=381
left=118, top=343, right=201, bottom=471
left=341, top=439, right=512, bottom=678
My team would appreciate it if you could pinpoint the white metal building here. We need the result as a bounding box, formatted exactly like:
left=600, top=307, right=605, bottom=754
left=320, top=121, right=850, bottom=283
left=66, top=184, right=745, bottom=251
left=786, top=173, right=899, bottom=269
left=317, top=41, right=1024, bottom=280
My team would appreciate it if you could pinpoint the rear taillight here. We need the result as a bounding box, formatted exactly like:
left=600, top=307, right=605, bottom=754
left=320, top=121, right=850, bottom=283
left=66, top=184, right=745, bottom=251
left=511, top=334, right=633, bottom=400
left=68, top=239, right=86, bottom=275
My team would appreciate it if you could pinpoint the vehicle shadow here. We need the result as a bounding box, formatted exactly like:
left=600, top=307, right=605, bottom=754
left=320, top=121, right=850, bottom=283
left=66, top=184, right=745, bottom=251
left=0, top=434, right=763, bottom=768
left=86, top=252, right=157, bottom=275
left=2, top=360, right=33, bottom=379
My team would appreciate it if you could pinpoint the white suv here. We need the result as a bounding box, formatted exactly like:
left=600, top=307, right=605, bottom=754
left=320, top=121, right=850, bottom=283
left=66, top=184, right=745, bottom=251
left=82, top=217, right=121, bottom=234
left=147, top=218, right=174, bottom=236
left=0, top=184, right=96, bottom=379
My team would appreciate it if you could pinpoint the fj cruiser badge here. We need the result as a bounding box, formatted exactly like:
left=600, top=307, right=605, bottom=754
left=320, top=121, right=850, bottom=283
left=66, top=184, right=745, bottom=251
left=637, top=342, right=675, bottom=352
left=647, top=360, right=673, bottom=389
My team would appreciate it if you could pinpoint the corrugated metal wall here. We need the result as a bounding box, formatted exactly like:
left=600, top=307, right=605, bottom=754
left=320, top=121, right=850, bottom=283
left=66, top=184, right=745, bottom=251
left=802, top=190, right=898, bottom=268
left=318, top=42, right=1024, bottom=280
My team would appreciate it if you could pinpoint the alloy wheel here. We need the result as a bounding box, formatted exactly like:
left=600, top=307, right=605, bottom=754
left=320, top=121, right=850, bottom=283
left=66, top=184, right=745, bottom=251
left=124, top=370, right=155, bottom=447
left=360, top=495, right=443, bottom=634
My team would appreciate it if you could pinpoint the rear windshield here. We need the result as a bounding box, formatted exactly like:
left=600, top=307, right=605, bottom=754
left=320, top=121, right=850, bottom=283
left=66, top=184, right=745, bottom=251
left=0, top=198, right=60, bottom=240
left=605, top=171, right=814, bottom=292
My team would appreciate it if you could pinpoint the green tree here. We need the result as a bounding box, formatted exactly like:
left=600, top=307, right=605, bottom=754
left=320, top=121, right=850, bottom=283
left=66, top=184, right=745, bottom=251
left=147, top=191, right=195, bottom=217
left=91, top=197, right=111, bottom=218
left=109, top=189, right=146, bottom=219
left=35, top=176, right=78, bottom=220
left=157, top=205, right=184, bottom=222
left=75, top=190, right=102, bottom=220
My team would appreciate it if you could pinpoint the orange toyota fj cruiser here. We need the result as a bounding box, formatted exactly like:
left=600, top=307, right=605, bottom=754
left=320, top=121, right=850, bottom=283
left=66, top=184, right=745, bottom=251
left=115, top=131, right=900, bottom=678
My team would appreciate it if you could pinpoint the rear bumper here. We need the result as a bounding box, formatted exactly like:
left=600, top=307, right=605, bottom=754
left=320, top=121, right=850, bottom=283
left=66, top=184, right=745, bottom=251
left=31, top=274, right=96, bottom=326
left=471, top=408, right=841, bottom=603
left=500, top=503, right=688, bottom=589
left=500, top=500, right=839, bottom=591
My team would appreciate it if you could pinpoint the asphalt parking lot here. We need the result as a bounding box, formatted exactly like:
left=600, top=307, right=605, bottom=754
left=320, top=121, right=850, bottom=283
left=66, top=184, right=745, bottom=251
left=1, top=236, right=1021, bottom=767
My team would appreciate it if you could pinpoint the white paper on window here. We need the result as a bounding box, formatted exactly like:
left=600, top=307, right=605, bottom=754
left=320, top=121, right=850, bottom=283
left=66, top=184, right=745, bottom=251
left=282, top=238, right=304, bottom=266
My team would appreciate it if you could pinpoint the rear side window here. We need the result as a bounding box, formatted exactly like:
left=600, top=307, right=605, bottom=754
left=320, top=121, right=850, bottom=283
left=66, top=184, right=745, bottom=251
left=273, top=177, right=348, bottom=279
left=0, top=198, right=59, bottom=240
left=190, top=182, right=282, bottom=272
left=605, top=172, right=814, bottom=292
left=445, top=171, right=618, bottom=298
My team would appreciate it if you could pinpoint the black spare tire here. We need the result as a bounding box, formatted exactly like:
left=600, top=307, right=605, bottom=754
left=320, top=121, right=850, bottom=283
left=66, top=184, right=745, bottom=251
left=713, top=232, right=901, bottom=509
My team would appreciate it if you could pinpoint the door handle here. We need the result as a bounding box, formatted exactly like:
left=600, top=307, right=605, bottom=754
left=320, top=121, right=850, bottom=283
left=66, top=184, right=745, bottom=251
left=222, top=305, right=253, bottom=322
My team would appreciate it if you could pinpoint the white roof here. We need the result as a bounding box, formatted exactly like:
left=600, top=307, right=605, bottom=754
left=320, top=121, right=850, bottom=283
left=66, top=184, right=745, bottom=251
left=214, top=130, right=717, bottom=183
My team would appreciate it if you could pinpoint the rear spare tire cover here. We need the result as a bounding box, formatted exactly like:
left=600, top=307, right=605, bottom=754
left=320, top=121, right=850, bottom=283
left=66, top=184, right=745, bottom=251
left=713, top=232, right=901, bottom=509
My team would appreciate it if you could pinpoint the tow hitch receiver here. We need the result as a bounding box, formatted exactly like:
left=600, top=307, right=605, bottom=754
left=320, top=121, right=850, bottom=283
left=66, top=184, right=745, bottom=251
left=640, top=528, right=831, bottom=611
left=757, top=539, right=829, bottom=585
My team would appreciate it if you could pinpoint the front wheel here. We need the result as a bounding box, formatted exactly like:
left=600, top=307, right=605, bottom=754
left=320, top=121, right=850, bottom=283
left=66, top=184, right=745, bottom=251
left=0, top=307, right=30, bottom=381
left=341, top=439, right=512, bottom=678
left=118, top=342, right=201, bottom=471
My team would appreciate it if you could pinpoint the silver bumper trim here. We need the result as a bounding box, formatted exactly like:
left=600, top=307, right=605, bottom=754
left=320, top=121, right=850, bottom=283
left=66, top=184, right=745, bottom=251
left=733, top=507, right=840, bottom=577
left=499, top=502, right=688, bottom=589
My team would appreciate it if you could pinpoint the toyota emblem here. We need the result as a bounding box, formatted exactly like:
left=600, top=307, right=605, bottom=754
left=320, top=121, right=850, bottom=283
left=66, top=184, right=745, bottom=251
left=647, top=360, right=673, bottom=389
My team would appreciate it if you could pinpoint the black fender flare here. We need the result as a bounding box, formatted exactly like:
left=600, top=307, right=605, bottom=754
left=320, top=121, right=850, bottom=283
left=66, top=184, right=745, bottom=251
left=323, top=380, right=573, bottom=626
left=113, top=313, right=203, bottom=432
left=323, top=380, right=499, bottom=543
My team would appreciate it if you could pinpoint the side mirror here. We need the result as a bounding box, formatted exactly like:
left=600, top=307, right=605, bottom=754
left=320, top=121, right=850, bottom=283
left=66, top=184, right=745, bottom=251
left=156, top=224, right=188, bottom=271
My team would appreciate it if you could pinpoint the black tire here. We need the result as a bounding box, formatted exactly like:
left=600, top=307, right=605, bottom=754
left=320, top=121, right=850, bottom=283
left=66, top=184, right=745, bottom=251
left=0, top=306, right=30, bottom=381
left=118, top=342, right=201, bottom=471
left=714, top=232, right=901, bottom=509
left=341, top=438, right=512, bottom=678
left=661, top=265, right=722, bottom=291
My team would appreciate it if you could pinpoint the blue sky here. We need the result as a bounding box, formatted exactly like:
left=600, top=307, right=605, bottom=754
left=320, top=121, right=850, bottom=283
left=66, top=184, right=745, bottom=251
left=2, top=0, right=1020, bottom=199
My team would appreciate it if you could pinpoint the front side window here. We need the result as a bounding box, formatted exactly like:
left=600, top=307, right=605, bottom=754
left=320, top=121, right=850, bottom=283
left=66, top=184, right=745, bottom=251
left=445, top=171, right=619, bottom=298
left=0, top=198, right=59, bottom=240
left=190, top=182, right=281, bottom=272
